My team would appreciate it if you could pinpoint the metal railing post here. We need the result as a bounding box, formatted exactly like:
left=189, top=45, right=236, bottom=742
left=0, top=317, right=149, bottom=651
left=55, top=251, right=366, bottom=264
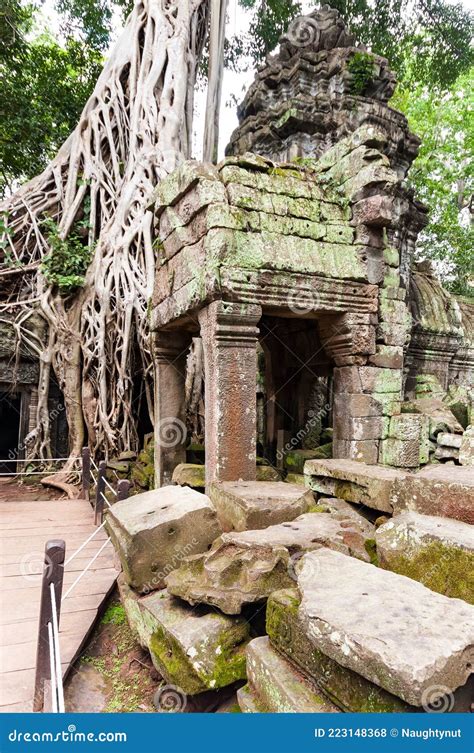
left=81, top=447, right=91, bottom=501
left=33, top=540, right=65, bottom=713
left=94, top=460, right=107, bottom=525
left=116, top=479, right=131, bottom=501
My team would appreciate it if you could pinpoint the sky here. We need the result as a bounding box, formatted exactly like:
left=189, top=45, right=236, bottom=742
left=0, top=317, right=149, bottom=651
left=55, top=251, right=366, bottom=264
left=39, top=0, right=474, bottom=160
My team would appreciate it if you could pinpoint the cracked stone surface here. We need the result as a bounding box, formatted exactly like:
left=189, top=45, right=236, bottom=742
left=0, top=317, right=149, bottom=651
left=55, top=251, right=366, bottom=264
left=297, top=548, right=474, bottom=707
left=165, top=511, right=373, bottom=614
left=106, top=486, right=221, bottom=592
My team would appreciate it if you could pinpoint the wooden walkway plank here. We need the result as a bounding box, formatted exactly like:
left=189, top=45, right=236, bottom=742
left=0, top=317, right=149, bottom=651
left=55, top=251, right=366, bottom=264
left=0, top=487, right=120, bottom=712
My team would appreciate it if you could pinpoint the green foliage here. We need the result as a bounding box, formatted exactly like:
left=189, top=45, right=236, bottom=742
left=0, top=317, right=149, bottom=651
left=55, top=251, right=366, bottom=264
left=40, top=217, right=92, bottom=293
left=347, top=51, right=375, bottom=94
left=234, top=0, right=473, bottom=90
left=101, top=603, right=127, bottom=625
left=391, top=67, right=474, bottom=295
left=0, top=0, right=102, bottom=197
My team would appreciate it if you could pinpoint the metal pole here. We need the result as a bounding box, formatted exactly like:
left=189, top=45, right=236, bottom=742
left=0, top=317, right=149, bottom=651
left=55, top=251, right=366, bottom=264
left=33, top=540, right=65, bottom=712
left=94, top=461, right=107, bottom=525
left=81, top=447, right=91, bottom=501
left=116, top=479, right=131, bottom=501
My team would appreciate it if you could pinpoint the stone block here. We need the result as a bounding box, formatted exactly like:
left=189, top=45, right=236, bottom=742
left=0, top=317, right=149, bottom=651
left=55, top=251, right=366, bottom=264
left=106, top=486, right=221, bottom=593
left=437, top=433, right=463, bottom=449
left=242, top=637, right=338, bottom=713
left=208, top=480, right=314, bottom=532
left=379, top=438, right=422, bottom=469
left=459, top=426, right=474, bottom=466
left=401, top=398, right=464, bottom=438
left=334, top=365, right=402, bottom=395
left=352, top=195, right=393, bottom=227
left=389, top=414, right=427, bottom=441
left=304, top=458, right=407, bottom=513
left=172, top=463, right=205, bottom=488
left=283, top=444, right=332, bottom=475
left=266, top=589, right=413, bottom=712
left=375, top=511, right=474, bottom=603
left=368, top=345, right=403, bottom=369
left=335, top=416, right=388, bottom=441
left=333, top=439, right=380, bottom=464
left=297, top=549, right=474, bottom=707
left=165, top=512, right=373, bottom=614
left=171, top=463, right=281, bottom=488
left=119, top=577, right=249, bottom=694
left=390, top=465, right=474, bottom=524
left=434, top=446, right=459, bottom=461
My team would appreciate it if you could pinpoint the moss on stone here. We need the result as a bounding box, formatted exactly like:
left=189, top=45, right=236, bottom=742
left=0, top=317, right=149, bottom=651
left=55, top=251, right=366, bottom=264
left=380, top=541, right=474, bottom=604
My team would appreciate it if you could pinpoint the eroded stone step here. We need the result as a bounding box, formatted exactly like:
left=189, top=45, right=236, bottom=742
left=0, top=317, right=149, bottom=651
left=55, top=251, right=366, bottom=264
left=166, top=511, right=373, bottom=614
left=297, top=548, right=474, bottom=708
left=376, top=511, right=474, bottom=603
left=304, top=458, right=405, bottom=513
left=119, top=577, right=249, bottom=695
left=391, top=465, right=474, bottom=524
left=266, top=589, right=414, bottom=712
left=243, top=636, right=338, bottom=713
left=208, top=480, right=314, bottom=532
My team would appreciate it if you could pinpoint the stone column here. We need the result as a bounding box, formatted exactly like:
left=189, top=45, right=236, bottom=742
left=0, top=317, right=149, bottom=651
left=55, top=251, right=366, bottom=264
left=199, top=300, right=262, bottom=487
left=153, top=331, right=191, bottom=487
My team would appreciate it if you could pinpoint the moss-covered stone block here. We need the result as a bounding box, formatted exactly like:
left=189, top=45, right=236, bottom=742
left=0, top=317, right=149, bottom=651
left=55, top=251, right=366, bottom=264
left=375, top=511, right=474, bottom=603
left=119, top=577, right=249, bottom=694
left=266, top=590, right=413, bottom=712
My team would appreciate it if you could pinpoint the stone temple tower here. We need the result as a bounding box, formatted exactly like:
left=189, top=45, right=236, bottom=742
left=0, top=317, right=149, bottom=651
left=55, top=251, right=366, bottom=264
left=226, top=5, right=427, bottom=285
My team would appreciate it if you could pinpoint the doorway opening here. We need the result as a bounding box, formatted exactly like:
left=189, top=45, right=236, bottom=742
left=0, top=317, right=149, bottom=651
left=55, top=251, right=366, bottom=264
left=0, top=392, right=21, bottom=473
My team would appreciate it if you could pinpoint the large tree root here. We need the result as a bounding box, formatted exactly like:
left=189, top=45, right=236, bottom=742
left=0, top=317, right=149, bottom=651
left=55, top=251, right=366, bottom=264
left=0, top=0, right=210, bottom=464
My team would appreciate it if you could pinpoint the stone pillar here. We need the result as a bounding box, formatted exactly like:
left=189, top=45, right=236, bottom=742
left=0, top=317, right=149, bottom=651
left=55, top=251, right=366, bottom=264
left=153, top=331, right=191, bottom=487
left=198, top=301, right=262, bottom=487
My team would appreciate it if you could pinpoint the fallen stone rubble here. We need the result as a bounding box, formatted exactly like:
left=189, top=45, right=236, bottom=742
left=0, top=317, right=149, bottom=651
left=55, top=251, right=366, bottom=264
left=111, top=475, right=473, bottom=714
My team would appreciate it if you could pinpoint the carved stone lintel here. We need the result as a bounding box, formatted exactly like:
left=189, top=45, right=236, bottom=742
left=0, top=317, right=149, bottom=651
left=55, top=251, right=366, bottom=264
left=198, top=301, right=262, bottom=487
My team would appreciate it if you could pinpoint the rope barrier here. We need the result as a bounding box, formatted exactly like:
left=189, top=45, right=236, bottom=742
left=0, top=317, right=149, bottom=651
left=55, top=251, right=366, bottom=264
left=0, top=457, right=80, bottom=463
left=47, top=622, right=58, bottom=713
left=61, top=538, right=112, bottom=601
left=103, top=476, right=117, bottom=496
left=64, top=522, right=107, bottom=566
left=50, top=584, right=65, bottom=713
left=100, top=490, right=112, bottom=509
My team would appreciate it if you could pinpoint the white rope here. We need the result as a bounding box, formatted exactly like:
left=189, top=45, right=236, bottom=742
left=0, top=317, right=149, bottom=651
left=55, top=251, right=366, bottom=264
left=61, top=538, right=111, bottom=601
left=64, top=521, right=107, bottom=566
left=0, top=457, right=79, bottom=463
left=50, top=584, right=65, bottom=713
left=90, top=469, right=97, bottom=484
left=100, top=490, right=112, bottom=509
left=90, top=458, right=99, bottom=472
left=0, top=470, right=74, bottom=476
left=103, top=476, right=117, bottom=496
left=47, top=622, right=58, bottom=713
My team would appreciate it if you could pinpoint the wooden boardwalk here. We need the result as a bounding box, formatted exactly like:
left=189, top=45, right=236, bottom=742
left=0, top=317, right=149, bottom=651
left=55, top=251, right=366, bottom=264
left=0, top=483, right=119, bottom=712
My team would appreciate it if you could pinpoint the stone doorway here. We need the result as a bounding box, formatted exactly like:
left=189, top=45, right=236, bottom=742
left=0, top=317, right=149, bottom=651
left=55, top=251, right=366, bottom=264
left=0, top=391, right=21, bottom=472
left=259, top=315, right=333, bottom=465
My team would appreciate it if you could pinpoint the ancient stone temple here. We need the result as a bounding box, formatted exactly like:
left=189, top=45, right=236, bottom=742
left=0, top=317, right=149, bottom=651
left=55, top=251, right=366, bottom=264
left=109, top=8, right=474, bottom=717
left=149, top=6, right=473, bottom=489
